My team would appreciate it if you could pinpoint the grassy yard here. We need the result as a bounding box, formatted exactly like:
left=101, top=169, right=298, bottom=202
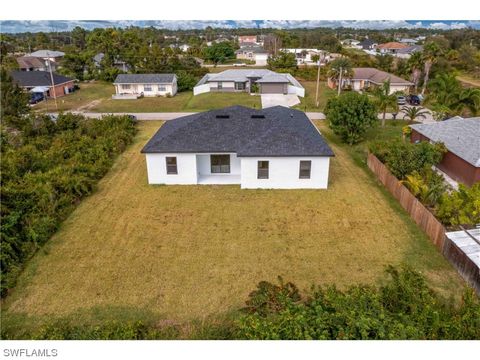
left=294, top=81, right=337, bottom=112
left=1, top=120, right=464, bottom=335
left=456, top=73, right=480, bottom=88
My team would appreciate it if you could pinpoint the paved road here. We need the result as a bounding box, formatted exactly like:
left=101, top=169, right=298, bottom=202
left=51, top=111, right=327, bottom=121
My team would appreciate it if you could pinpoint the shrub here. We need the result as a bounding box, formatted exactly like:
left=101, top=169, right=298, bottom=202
left=0, top=113, right=137, bottom=297
left=235, top=266, right=480, bottom=340
left=369, top=140, right=447, bottom=180
left=436, top=183, right=480, bottom=226
left=176, top=70, right=198, bottom=92
left=324, top=92, right=377, bottom=145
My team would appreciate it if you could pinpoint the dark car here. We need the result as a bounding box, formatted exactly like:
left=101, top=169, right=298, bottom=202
left=407, top=95, right=421, bottom=105
left=29, top=92, right=44, bottom=105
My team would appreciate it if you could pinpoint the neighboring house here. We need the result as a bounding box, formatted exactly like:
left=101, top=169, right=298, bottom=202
left=341, top=39, right=361, bottom=48
left=399, top=38, right=418, bottom=46
left=410, top=117, right=480, bottom=186
left=376, top=42, right=409, bottom=55
left=394, top=45, right=424, bottom=59
left=16, top=56, right=48, bottom=71
left=28, top=50, right=65, bottom=63
left=358, top=39, right=378, bottom=50
left=281, top=48, right=324, bottom=65
left=327, top=67, right=413, bottom=94
left=113, top=74, right=178, bottom=99
left=193, top=69, right=305, bottom=97
left=141, top=106, right=334, bottom=189
left=235, top=45, right=269, bottom=65
left=93, top=53, right=130, bottom=72
left=11, top=70, right=74, bottom=97
left=238, top=35, right=258, bottom=45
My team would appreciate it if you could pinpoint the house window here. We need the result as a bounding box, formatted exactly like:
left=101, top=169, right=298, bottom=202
left=121, top=84, right=130, bottom=90
left=299, top=160, right=311, bottom=179
left=257, top=161, right=269, bottom=179
left=235, top=82, right=246, bottom=90
left=144, top=85, right=152, bottom=92
left=211, top=155, right=230, bottom=173
left=217, top=82, right=223, bottom=90
left=166, top=157, right=177, bottom=175
left=158, top=85, right=166, bottom=91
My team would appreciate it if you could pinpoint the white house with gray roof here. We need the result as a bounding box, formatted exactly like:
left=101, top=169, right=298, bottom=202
left=113, top=73, right=177, bottom=99
left=193, top=69, right=305, bottom=97
left=141, top=106, right=334, bottom=189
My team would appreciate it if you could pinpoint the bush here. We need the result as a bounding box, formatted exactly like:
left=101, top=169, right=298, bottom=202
left=0, top=113, right=137, bottom=297
left=235, top=266, right=480, bottom=340
left=436, top=183, right=480, bottom=226
left=369, top=140, right=447, bottom=180
left=324, top=92, right=377, bottom=145
left=176, top=70, right=198, bottom=92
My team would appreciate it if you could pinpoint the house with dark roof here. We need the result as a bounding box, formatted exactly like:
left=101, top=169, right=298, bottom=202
left=141, top=106, right=334, bottom=189
left=193, top=69, right=305, bottom=97
left=113, top=73, right=177, bottom=99
left=358, top=39, right=378, bottom=50
left=410, top=117, right=480, bottom=186
left=327, top=67, right=413, bottom=94
left=11, top=70, right=74, bottom=98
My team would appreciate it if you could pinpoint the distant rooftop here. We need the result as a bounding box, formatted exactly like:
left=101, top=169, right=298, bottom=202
left=114, top=73, right=176, bottom=84
left=352, top=67, right=413, bottom=85
left=29, top=50, right=65, bottom=58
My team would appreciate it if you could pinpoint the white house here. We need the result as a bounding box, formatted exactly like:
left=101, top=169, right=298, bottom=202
left=113, top=74, right=177, bottom=99
left=235, top=45, right=269, bottom=65
left=281, top=48, right=325, bottom=66
left=193, top=69, right=305, bottom=97
left=141, top=106, right=334, bottom=189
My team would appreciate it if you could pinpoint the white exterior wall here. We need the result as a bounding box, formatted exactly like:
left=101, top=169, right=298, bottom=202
left=255, top=54, right=269, bottom=66
left=145, top=153, right=197, bottom=184
left=193, top=84, right=210, bottom=95
left=240, top=157, right=330, bottom=189
left=287, top=85, right=305, bottom=97
left=389, top=84, right=410, bottom=94
left=116, top=82, right=176, bottom=97
left=209, top=81, right=235, bottom=89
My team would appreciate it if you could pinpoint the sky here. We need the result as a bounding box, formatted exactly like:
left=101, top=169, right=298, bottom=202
left=1, top=20, right=479, bottom=33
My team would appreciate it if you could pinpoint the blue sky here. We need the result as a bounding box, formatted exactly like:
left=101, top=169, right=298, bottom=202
left=1, top=20, right=479, bottom=33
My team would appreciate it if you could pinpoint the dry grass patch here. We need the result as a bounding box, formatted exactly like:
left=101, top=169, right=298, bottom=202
left=3, top=121, right=464, bottom=326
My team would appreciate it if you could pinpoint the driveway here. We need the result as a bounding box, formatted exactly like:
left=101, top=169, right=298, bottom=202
left=261, top=94, right=300, bottom=109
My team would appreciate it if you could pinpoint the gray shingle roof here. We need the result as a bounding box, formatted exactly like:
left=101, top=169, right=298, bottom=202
left=11, top=70, right=73, bottom=87
left=196, top=69, right=301, bottom=86
left=29, top=50, right=65, bottom=58
left=410, top=117, right=480, bottom=167
left=141, top=106, right=334, bottom=157
left=114, top=73, right=176, bottom=84
left=235, top=45, right=269, bottom=54
left=352, top=68, right=413, bottom=85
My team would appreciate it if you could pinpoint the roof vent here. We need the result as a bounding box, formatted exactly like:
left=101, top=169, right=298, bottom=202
left=215, top=114, right=230, bottom=119
left=251, top=114, right=266, bottom=119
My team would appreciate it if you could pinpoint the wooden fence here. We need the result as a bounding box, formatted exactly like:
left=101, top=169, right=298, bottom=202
left=367, top=153, right=446, bottom=250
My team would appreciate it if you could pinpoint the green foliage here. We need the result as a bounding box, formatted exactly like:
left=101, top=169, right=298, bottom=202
left=0, top=113, right=137, bottom=297
left=267, top=51, right=297, bottom=71
left=376, top=54, right=394, bottom=73
left=236, top=266, right=480, bottom=340
left=400, top=106, right=430, bottom=123
left=372, top=80, right=399, bottom=126
left=176, top=70, right=198, bottom=92
left=369, top=140, right=446, bottom=180
left=202, top=42, right=235, bottom=64
left=0, top=68, right=30, bottom=128
left=324, top=92, right=377, bottom=145
left=402, top=169, right=447, bottom=207
left=436, top=183, right=480, bottom=226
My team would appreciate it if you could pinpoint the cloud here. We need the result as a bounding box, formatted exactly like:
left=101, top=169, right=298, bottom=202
left=0, top=20, right=478, bottom=33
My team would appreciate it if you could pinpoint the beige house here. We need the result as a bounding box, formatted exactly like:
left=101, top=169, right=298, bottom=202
left=113, top=74, right=177, bottom=99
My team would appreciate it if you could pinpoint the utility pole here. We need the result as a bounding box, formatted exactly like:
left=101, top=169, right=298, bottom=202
left=46, top=51, right=58, bottom=111
left=315, top=52, right=323, bottom=108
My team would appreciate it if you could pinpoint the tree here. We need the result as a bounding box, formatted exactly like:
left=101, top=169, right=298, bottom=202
left=376, top=54, right=394, bottom=73
left=421, top=42, right=442, bottom=95
left=324, top=92, right=377, bottom=145
left=407, top=52, right=424, bottom=93
left=400, top=106, right=430, bottom=124
left=176, top=70, right=198, bottom=92
left=0, top=68, right=30, bottom=129
left=267, top=51, right=297, bottom=71
left=327, top=57, right=353, bottom=96
left=202, top=42, right=235, bottom=65
left=372, top=80, right=398, bottom=127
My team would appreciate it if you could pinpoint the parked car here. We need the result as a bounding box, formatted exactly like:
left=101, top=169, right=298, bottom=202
left=397, top=96, right=406, bottom=105
left=233, top=62, right=247, bottom=67
left=406, top=95, right=421, bottom=105
left=29, top=92, right=44, bottom=105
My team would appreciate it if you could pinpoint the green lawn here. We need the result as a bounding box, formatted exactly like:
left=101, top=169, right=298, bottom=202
left=1, top=120, right=464, bottom=336
left=93, top=92, right=193, bottom=113
left=184, top=92, right=261, bottom=111
left=294, top=81, right=337, bottom=112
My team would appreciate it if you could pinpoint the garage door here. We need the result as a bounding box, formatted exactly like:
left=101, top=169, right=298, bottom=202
left=260, top=83, right=286, bottom=94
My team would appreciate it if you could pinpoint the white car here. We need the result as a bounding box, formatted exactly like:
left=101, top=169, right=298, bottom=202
left=233, top=62, right=247, bottom=67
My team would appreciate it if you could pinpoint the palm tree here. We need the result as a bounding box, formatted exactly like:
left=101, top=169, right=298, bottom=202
left=421, top=42, right=442, bottom=95
left=328, top=57, right=353, bottom=96
left=400, top=106, right=430, bottom=124
left=372, top=80, right=398, bottom=127
left=406, top=52, right=424, bottom=93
